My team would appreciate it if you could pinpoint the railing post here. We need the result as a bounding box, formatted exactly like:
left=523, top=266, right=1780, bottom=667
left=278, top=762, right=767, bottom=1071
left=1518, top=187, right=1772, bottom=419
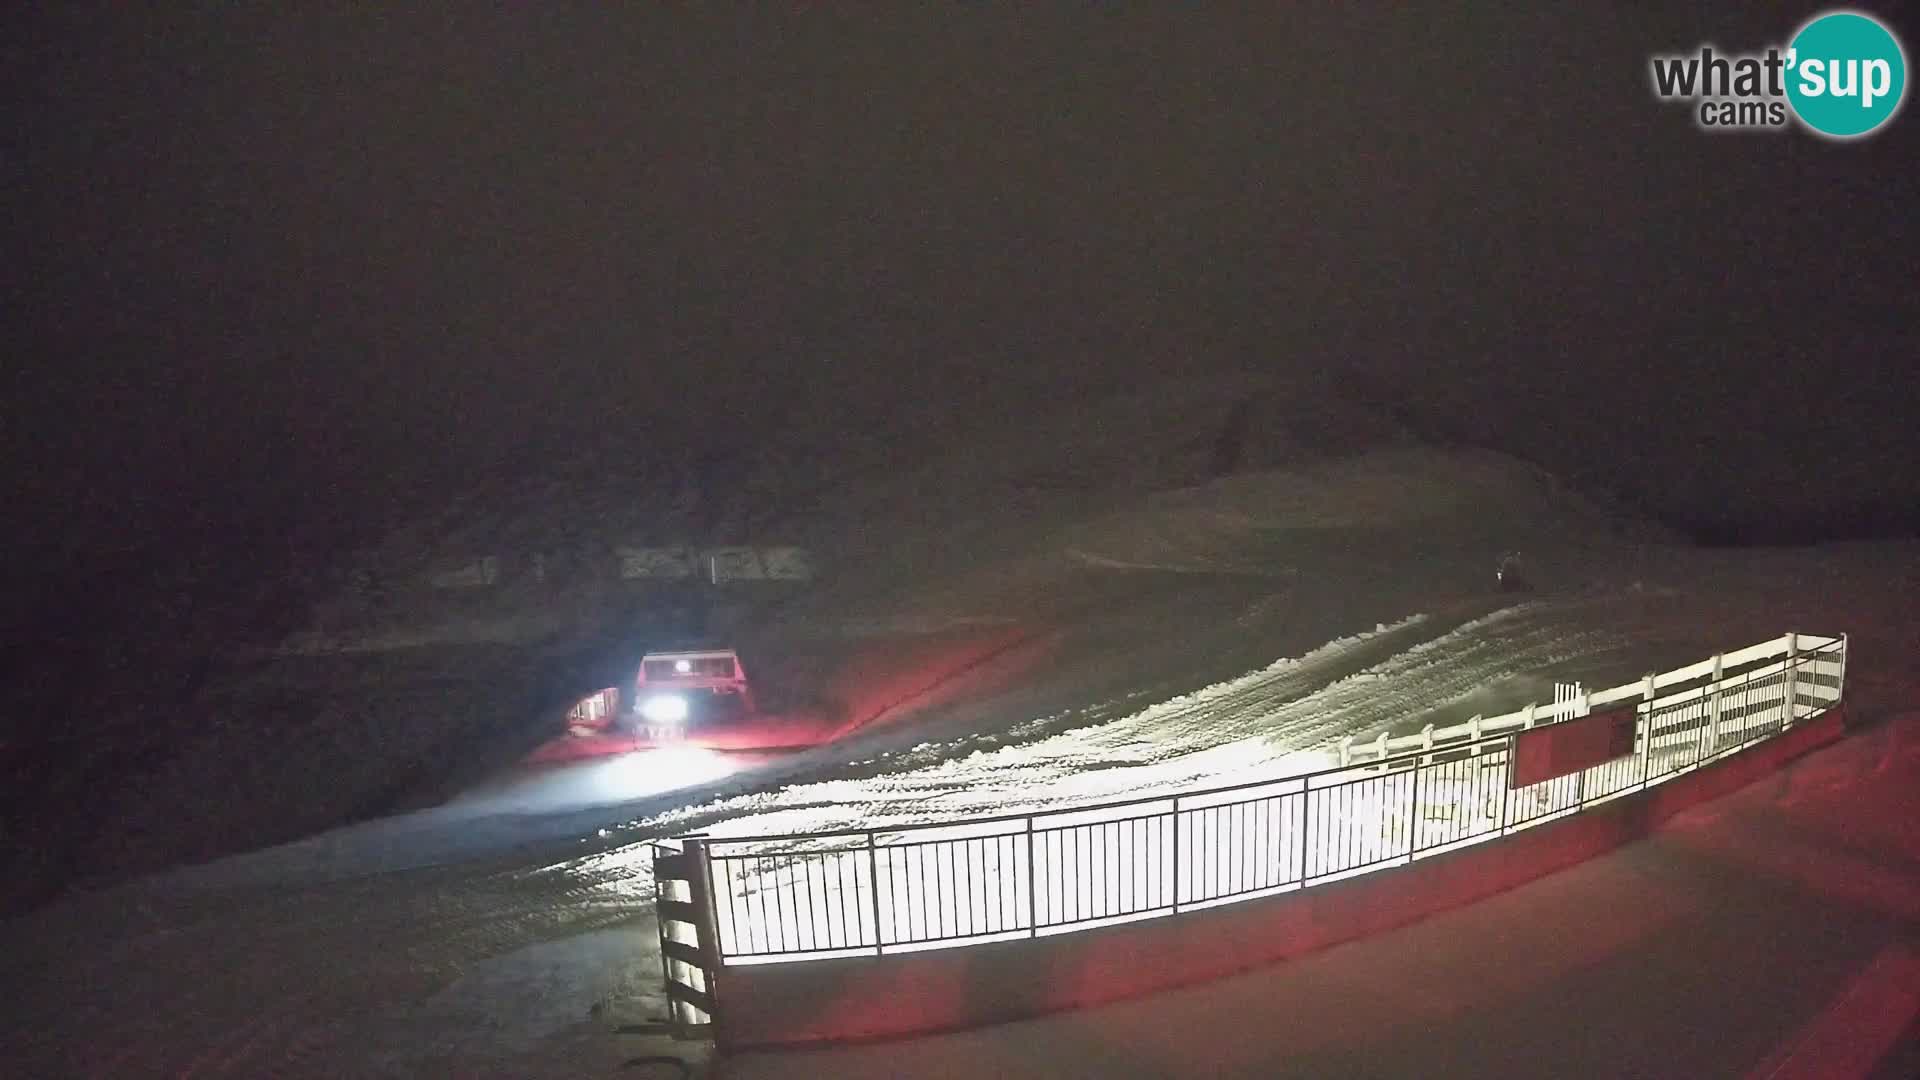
left=1297, top=786, right=1311, bottom=883
left=1839, top=632, right=1850, bottom=706
left=1497, top=735, right=1513, bottom=833
left=1573, top=690, right=1589, bottom=805
left=1416, top=725, right=1434, bottom=857
left=1339, top=734, right=1355, bottom=767
left=865, top=832, right=884, bottom=954
left=1706, top=653, right=1724, bottom=754
left=694, top=839, right=723, bottom=962
left=1781, top=633, right=1799, bottom=729
left=1171, top=796, right=1182, bottom=913
left=1522, top=702, right=1537, bottom=729
left=1025, top=817, right=1038, bottom=936
left=1640, top=673, right=1656, bottom=785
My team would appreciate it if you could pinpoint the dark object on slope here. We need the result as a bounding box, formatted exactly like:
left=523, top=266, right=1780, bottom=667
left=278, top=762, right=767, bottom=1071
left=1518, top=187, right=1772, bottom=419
left=1496, top=551, right=1531, bottom=593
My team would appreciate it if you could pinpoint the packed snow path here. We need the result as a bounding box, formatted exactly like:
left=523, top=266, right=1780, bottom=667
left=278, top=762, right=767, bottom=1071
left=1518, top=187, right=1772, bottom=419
left=635, top=602, right=1618, bottom=840
left=4, top=597, right=1636, bottom=1076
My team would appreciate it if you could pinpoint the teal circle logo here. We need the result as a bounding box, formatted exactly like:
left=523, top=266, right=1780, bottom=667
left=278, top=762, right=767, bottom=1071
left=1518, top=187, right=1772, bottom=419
left=1786, top=11, right=1908, bottom=138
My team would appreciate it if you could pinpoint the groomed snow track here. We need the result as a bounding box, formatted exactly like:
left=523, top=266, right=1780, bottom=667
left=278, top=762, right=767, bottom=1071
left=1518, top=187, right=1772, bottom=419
left=0, top=596, right=1638, bottom=1077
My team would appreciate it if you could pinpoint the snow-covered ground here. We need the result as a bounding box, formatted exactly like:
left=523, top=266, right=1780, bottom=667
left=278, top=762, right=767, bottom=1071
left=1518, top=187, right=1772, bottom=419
left=5, top=437, right=1915, bottom=1076
left=637, top=604, right=1615, bottom=841
left=721, top=702, right=1920, bottom=1079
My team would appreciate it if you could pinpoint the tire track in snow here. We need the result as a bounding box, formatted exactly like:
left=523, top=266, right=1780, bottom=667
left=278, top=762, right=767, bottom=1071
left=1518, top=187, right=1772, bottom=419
left=5, top=598, right=1623, bottom=1077
left=629, top=599, right=1623, bottom=841
left=621, top=613, right=1441, bottom=838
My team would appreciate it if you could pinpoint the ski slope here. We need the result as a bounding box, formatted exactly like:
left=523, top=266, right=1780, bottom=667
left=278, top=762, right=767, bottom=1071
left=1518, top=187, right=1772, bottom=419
left=4, top=592, right=1635, bottom=1077
left=635, top=602, right=1622, bottom=841
left=7, top=429, right=1912, bottom=1075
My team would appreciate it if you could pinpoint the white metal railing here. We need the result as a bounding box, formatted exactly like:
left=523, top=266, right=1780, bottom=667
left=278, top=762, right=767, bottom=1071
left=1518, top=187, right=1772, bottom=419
left=1334, top=631, right=1840, bottom=766
left=677, top=632, right=1845, bottom=964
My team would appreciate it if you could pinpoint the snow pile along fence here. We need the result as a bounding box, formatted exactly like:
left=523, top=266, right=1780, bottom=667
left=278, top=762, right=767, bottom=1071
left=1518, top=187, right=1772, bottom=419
left=676, top=633, right=1844, bottom=967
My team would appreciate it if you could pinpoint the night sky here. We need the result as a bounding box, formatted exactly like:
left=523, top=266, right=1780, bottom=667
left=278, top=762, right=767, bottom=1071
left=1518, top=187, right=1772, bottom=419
left=7, top=4, right=1918, bottom=598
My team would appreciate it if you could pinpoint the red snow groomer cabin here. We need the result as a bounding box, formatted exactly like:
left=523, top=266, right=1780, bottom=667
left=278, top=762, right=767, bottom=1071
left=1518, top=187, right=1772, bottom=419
left=629, top=648, right=756, bottom=744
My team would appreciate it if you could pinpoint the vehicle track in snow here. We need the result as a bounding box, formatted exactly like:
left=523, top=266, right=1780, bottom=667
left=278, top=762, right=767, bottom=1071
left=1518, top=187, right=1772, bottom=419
left=3, top=595, right=1623, bottom=1077
left=626, top=598, right=1625, bottom=840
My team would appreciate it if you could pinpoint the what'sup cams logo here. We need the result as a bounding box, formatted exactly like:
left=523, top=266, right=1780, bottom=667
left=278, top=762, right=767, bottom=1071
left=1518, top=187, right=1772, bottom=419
left=1650, top=9, right=1907, bottom=138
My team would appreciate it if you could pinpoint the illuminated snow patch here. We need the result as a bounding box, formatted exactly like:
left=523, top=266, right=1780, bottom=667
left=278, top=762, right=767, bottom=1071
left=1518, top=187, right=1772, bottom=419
left=591, top=748, right=736, bottom=801
left=631, top=607, right=1626, bottom=880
